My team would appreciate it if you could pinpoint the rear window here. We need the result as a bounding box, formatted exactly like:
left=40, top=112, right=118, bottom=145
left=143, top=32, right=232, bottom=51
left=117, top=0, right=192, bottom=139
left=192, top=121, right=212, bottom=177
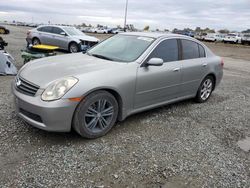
left=181, top=39, right=200, bottom=60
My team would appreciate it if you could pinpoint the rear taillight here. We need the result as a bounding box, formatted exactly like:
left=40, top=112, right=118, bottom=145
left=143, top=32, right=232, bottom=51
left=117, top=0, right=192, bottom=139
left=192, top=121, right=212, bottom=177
left=221, top=58, right=224, bottom=67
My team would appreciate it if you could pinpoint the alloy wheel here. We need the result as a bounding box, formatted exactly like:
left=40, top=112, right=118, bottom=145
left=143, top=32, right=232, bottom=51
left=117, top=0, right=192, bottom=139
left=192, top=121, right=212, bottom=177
left=84, top=99, right=114, bottom=133
left=200, top=79, right=213, bottom=100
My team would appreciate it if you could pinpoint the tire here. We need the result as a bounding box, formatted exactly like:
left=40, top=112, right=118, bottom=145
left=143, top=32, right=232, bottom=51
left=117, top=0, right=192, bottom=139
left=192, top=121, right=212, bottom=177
left=69, top=42, right=79, bottom=53
left=195, top=76, right=214, bottom=103
left=73, top=90, right=119, bottom=138
left=32, top=38, right=41, bottom=45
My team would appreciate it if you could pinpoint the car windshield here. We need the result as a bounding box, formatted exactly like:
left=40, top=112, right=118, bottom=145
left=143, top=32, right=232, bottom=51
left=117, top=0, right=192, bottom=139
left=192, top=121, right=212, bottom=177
left=87, top=35, right=155, bottom=62
left=63, top=27, right=84, bottom=36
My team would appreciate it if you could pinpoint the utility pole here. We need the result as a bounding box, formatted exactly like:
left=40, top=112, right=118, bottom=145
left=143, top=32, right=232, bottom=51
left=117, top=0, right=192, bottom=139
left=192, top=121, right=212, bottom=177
left=124, top=0, right=128, bottom=31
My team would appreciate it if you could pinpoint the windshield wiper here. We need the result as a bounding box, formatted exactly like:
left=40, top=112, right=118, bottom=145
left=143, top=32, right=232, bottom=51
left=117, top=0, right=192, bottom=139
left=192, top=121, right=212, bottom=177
left=91, top=54, right=114, bottom=61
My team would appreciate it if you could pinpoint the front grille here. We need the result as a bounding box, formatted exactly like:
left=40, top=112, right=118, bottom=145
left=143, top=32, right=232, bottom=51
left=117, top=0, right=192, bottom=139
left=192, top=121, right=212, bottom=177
left=16, top=77, right=40, bottom=96
left=20, top=108, right=43, bottom=123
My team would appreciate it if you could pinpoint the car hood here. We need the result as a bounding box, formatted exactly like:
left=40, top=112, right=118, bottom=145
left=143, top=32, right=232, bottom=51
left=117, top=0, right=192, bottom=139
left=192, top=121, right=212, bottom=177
left=72, top=35, right=99, bottom=42
left=19, top=53, right=121, bottom=88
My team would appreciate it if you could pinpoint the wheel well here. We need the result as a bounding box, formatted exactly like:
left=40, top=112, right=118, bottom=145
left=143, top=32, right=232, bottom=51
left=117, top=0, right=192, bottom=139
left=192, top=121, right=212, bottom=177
left=103, top=89, right=123, bottom=121
left=206, top=73, right=216, bottom=90
left=68, top=41, right=78, bottom=49
left=32, top=37, right=40, bottom=43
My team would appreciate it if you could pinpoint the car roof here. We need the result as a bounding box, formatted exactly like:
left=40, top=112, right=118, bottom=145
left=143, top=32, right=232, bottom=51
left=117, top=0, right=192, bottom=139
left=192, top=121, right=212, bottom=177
left=38, top=25, right=74, bottom=28
left=120, top=32, right=189, bottom=39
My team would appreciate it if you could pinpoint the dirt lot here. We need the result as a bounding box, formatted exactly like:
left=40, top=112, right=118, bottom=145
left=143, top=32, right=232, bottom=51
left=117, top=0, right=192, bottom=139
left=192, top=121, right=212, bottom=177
left=0, top=25, right=250, bottom=187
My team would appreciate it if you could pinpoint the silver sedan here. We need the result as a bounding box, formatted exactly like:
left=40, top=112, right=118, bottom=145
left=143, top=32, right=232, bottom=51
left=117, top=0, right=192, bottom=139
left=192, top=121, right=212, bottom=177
left=26, top=25, right=99, bottom=53
left=12, top=32, right=223, bottom=138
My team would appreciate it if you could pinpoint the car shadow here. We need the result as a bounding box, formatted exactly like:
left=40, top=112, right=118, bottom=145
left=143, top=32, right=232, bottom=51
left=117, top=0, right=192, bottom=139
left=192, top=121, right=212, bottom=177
left=14, top=98, right=195, bottom=145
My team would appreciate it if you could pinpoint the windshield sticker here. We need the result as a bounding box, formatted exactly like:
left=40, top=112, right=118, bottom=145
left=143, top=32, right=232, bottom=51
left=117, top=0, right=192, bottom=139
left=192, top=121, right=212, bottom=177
left=137, top=37, right=154, bottom=42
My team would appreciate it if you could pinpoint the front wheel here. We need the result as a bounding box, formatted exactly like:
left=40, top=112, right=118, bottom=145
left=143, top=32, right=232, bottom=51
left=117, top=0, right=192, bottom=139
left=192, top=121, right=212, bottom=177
left=73, top=91, right=118, bottom=138
left=69, top=42, right=79, bottom=53
left=195, top=76, right=214, bottom=103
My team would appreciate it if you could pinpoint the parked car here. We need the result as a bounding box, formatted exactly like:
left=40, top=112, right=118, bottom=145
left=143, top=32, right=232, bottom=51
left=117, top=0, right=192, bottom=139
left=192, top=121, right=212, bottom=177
left=91, top=27, right=108, bottom=34
left=194, top=33, right=207, bottom=41
left=26, top=25, right=99, bottom=53
left=241, top=33, right=250, bottom=45
left=13, top=33, right=223, bottom=138
left=112, top=28, right=125, bottom=34
left=224, top=33, right=242, bottom=44
left=204, top=33, right=225, bottom=42
left=173, top=30, right=195, bottom=37
left=0, top=26, right=10, bottom=34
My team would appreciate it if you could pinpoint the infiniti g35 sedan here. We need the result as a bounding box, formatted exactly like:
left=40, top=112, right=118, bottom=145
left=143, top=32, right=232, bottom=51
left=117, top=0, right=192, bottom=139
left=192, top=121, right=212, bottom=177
left=12, top=32, right=223, bottom=138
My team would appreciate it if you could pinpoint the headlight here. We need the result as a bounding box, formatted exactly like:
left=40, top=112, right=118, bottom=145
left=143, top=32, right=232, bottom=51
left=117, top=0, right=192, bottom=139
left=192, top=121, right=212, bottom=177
left=41, top=77, right=78, bottom=101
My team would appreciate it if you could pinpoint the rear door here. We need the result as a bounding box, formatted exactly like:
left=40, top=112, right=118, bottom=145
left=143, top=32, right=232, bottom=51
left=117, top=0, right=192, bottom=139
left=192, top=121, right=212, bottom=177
left=180, top=39, right=207, bottom=96
left=37, top=26, right=53, bottom=45
left=134, top=39, right=182, bottom=109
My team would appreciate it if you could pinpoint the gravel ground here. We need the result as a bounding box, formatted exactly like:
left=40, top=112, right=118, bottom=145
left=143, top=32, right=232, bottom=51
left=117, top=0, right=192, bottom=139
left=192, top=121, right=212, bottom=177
left=0, top=25, right=250, bottom=187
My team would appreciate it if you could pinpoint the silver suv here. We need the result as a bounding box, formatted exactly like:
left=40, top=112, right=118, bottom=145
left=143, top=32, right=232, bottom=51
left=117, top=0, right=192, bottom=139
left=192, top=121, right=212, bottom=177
left=26, top=25, right=99, bottom=52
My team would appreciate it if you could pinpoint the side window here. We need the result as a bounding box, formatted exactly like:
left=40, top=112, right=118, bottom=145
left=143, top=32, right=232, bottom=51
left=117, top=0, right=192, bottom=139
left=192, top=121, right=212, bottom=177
left=181, top=40, right=200, bottom=60
left=40, top=26, right=52, bottom=33
left=147, top=39, right=179, bottom=62
left=52, top=27, right=64, bottom=35
left=198, top=44, right=206, bottom=58
left=37, top=27, right=43, bottom=32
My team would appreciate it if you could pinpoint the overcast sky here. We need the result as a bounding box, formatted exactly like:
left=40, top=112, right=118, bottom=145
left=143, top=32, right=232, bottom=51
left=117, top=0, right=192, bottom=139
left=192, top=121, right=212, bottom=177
left=0, top=0, right=250, bottom=31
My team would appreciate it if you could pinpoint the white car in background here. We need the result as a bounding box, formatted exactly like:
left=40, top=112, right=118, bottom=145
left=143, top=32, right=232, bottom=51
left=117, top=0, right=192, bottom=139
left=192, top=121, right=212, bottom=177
left=112, top=28, right=125, bottom=34
left=204, top=33, right=225, bottom=42
left=194, top=33, right=207, bottom=41
left=91, top=28, right=108, bottom=34
left=241, top=33, right=250, bottom=45
left=224, top=33, right=242, bottom=43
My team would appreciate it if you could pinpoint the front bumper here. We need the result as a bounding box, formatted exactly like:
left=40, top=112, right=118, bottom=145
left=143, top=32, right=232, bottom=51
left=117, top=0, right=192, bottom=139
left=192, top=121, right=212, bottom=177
left=12, top=81, right=78, bottom=132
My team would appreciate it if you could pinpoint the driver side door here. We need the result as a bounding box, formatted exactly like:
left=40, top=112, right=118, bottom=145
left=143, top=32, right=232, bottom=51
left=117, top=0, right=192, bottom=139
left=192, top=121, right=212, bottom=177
left=134, top=39, right=182, bottom=109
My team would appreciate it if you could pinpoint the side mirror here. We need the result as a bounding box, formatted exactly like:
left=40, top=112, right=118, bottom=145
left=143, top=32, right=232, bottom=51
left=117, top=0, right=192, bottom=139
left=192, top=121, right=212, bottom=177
left=60, top=32, right=67, bottom=36
left=146, top=58, right=163, bottom=66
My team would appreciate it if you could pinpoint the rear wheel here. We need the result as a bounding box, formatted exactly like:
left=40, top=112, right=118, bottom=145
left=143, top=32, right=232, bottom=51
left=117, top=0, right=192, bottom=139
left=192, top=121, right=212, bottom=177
left=195, top=76, right=214, bottom=103
left=32, top=38, right=41, bottom=45
left=73, top=91, right=118, bottom=138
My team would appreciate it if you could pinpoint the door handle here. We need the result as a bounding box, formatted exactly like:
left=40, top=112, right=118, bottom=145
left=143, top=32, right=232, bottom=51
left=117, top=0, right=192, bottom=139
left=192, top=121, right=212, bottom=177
left=173, top=68, right=180, bottom=72
left=202, top=63, right=207, bottom=67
